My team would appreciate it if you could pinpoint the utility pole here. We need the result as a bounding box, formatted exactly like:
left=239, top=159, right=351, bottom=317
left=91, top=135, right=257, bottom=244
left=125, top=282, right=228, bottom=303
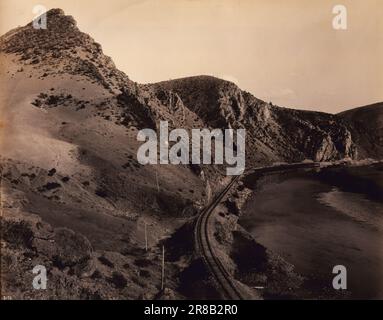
left=156, top=170, right=160, bottom=193
left=161, top=245, right=165, bottom=291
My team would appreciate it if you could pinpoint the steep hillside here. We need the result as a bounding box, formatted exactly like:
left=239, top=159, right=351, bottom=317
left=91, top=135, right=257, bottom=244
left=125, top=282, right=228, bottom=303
left=0, top=9, right=211, bottom=299
left=0, top=8, right=381, bottom=299
left=152, top=76, right=363, bottom=166
left=338, top=102, right=383, bottom=159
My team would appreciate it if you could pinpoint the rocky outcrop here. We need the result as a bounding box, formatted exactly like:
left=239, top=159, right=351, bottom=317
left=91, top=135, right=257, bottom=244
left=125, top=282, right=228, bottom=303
left=1, top=8, right=380, bottom=166
left=152, top=76, right=248, bottom=128
left=0, top=8, right=130, bottom=91
left=152, top=76, right=363, bottom=164
left=1, top=7, right=382, bottom=301
left=338, top=102, right=383, bottom=160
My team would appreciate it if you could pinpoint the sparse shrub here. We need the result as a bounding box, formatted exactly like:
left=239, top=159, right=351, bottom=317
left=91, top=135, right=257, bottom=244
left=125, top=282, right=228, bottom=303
left=38, top=182, right=61, bottom=192
left=52, top=228, right=93, bottom=271
left=46, top=95, right=59, bottom=105
left=95, top=188, right=108, bottom=198
left=1, top=219, right=34, bottom=248
left=139, top=270, right=151, bottom=278
left=110, top=272, right=127, bottom=289
left=98, top=256, right=114, bottom=268
left=31, top=99, right=42, bottom=107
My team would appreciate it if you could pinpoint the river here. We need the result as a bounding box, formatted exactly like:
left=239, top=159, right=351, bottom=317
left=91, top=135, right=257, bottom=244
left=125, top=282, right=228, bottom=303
left=240, top=163, right=383, bottom=299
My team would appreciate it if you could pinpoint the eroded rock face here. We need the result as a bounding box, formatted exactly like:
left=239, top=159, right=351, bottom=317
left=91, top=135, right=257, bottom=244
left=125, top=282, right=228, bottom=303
left=1, top=8, right=379, bottom=166
left=117, top=89, right=156, bottom=129
left=0, top=7, right=381, bottom=301
left=313, top=134, right=338, bottom=161
left=152, top=75, right=363, bottom=164
left=0, top=8, right=130, bottom=91
left=339, top=102, right=383, bottom=159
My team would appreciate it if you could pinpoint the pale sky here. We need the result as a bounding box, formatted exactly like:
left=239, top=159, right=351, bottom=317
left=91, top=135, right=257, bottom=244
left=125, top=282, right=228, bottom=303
left=0, top=0, right=382, bottom=113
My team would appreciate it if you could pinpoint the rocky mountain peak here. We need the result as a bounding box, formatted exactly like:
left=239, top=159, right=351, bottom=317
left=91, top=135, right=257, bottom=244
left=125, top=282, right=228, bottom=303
left=0, top=8, right=130, bottom=91
left=1, top=8, right=381, bottom=165
left=41, top=8, right=77, bottom=26
left=1, top=8, right=80, bottom=55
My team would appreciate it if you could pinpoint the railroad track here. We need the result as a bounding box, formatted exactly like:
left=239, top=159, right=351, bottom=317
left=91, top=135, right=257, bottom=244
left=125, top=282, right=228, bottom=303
left=195, top=175, right=244, bottom=300
left=194, top=162, right=322, bottom=300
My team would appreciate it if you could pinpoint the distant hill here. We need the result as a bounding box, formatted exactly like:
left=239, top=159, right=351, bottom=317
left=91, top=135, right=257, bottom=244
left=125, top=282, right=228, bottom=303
left=338, top=102, right=383, bottom=159
left=152, top=75, right=362, bottom=165
left=0, top=8, right=381, bottom=299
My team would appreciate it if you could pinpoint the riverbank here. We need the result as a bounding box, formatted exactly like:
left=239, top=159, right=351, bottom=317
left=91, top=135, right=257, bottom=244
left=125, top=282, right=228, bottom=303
left=238, top=163, right=383, bottom=299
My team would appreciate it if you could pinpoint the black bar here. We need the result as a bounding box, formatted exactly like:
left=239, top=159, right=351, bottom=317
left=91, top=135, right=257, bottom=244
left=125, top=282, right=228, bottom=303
left=1, top=299, right=381, bottom=318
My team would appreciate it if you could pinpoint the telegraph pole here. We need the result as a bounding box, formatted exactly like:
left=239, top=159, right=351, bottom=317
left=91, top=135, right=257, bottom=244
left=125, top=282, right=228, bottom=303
left=161, top=245, right=165, bottom=290
left=156, top=170, right=160, bottom=193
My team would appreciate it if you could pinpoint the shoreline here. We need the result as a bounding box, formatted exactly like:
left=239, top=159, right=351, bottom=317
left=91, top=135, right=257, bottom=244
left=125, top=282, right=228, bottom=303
left=234, top=162, right=383, bottom=299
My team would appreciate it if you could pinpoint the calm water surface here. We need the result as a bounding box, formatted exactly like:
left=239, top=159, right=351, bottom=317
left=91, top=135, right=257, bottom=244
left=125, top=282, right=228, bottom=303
left=240, top=165, right=383, bottom=299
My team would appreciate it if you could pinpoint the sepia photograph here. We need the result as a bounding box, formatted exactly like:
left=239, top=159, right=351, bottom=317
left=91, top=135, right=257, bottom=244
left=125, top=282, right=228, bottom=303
left=0, top=0, right=382, bottom=310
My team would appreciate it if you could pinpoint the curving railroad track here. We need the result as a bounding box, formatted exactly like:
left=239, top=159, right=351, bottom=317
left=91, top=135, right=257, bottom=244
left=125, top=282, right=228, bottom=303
left=194, top=175, right=244, bottom=300
left=194, top=162, right=322, bottom=300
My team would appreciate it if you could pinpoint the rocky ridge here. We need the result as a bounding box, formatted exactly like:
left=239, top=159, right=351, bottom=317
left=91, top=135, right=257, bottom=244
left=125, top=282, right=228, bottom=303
left=1, top=8, right=382, bottom=300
